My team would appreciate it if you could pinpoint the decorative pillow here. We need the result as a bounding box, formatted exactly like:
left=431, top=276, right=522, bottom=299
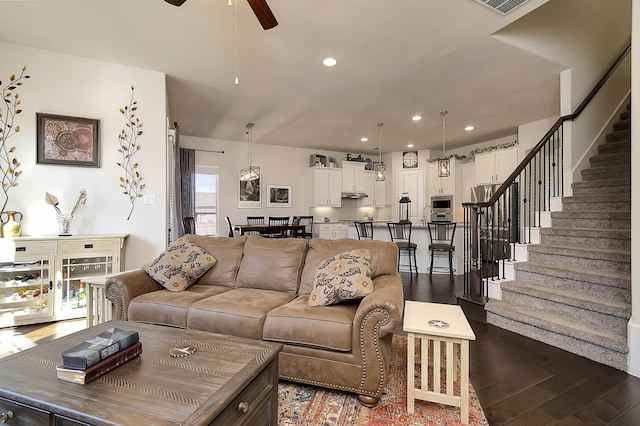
left=144, top=239, right=217, bottom=292
left=308, top=249, right=374, bottom=307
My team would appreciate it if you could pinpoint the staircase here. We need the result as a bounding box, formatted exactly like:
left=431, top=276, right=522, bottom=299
left=485, top=105, right=631, bottom=371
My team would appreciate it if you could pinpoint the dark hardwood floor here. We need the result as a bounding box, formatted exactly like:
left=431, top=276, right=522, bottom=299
left=401, top=272, right=640, bottom=426
left=3, top=273, right=640, bottom=425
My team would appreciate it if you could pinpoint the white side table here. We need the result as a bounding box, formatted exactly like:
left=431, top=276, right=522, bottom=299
left=83, top=275, right=113, bottom=327
left=403, top=301, right=476, bottom=424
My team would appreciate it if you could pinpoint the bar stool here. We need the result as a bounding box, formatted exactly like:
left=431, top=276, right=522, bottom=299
left=354, top=221, right=374, bottom=240
left=427, top=222, right=456, bottom=278
left=387, top=222, right=418, bottom=275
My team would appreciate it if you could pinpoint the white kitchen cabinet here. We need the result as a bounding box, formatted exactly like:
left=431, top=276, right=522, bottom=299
left=474, top=147, right=518, bottom=185
left=341, top=161, right=366, bottom=193
left=397, top=169, right=425, bottom=222
left=309, top=167, right=342, bottom=207
left=428, top=161, right=456, bottom=196
left=0, top=235, right=127, bottom=327
left=314, top=223, right=348, bottom=239
left=361, top=171, right=387, bottom=207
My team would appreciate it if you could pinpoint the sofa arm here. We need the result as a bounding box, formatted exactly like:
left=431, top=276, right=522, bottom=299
left=105, top=269, right=162, bottom=321
left=349, top=272, right=404, bottom=402
left=354, top=273, right=404, bottom=339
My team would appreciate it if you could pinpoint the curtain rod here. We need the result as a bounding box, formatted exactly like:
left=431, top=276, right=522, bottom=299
left=189, top=148, right=225, bottom=154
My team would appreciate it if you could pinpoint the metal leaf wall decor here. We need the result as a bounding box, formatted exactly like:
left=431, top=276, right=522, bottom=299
left=117, top=86, right=145, bottom=220
left=0, top=66, right=30, bottom=214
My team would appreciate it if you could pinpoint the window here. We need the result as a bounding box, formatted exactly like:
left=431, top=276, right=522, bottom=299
left=195, top=165, right=218, bottom=235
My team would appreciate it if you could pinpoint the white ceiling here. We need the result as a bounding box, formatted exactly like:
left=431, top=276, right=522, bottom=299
left=0, top=0, right=620, bottom=155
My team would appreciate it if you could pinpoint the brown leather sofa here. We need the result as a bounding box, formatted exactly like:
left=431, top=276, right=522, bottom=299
left=105, top=235, right=404, bottom=406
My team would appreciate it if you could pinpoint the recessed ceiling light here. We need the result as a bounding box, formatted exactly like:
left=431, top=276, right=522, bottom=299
left=465, top=125, right=474, bottom=131
left=407, top=144, right=414, bottom=148
left=412, top=115, right=422, bottom=121
left=361, top=137, right=368, bottom=142
left=323, top=57, right=338, bottom=67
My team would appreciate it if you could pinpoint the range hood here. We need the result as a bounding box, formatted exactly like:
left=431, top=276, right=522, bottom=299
left=341, top=192, right=369, bottom=199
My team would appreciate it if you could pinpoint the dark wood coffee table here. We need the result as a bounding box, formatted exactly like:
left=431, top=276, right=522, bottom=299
left=0, top=321, right=281, bottom=425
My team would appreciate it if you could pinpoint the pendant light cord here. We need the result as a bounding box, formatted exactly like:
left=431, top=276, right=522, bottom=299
left=377, top=122, right=384, bottom=164
left=234, top=0, right=239, bottom=85
left=441, top=110, right=448, bottom=156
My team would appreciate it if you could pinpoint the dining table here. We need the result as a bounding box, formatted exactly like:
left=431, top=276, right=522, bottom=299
left=232, top=223, right=307, bottom=238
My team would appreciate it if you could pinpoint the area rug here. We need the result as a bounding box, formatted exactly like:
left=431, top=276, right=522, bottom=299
left=278, top=334, right=489, bottom=425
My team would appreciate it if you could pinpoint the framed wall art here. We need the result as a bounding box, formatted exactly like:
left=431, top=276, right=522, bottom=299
left=267, top=184, right=292, bottom=208
left=238, top=175, right=261, bottom=208
left=36, top=113, right=100, bottom=167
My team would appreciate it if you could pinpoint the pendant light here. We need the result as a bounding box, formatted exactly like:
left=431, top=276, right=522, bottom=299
left=438, top=111, right=450, bottom=177
left=374, top=122, right=386, bottom=181
left=239, top=122, right=260, bottom=181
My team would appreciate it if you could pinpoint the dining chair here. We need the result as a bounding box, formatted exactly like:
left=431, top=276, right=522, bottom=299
left=354, top=221, right=374, bottom=240
left=225, top=216, right=234, bottom=238
left=387, top=222, right=418, bottom=275
left=182, top=216, right=196, bottom=234
left=427, top=222, right=456, bottom=279
left=295, top=215, right=314, bottom=239
left=267, top=216, right=290, bottom=238
left=246, top=216, right=265, bottom=225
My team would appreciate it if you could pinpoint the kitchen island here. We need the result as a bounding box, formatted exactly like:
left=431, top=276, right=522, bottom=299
left=343, top=221, right=465, bottom=275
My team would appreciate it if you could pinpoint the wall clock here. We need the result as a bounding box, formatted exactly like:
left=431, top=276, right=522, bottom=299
left=402, top=151, right=418, bottom=168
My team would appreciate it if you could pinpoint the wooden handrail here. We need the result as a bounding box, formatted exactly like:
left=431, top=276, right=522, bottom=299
left=463, top=41, right=631, bottom=209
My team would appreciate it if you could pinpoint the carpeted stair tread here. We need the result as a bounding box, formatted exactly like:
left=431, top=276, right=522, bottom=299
left=486, top=301, right=628, bottom=354
left=514, top=262, right=631, bottom=303
left=515, top=261, right=630, bottom=288
left=562, top=193, right=630, bottom=203
left=613, top=118, right=630, bottom=130
left=551, top=210, right=630, bottom=219
left=598, top=141, right=630, bottom=153
left=528, top=243, right=630, bottom=261
left=527, top=244, right=630, bottom=274
left=538, top=227, right=631, bottom=250
left=500, top=280, right=631, bottom=319
left=590, top=152, right=630, bottom=165
left=605, top=128, right=630, bottom=142
left=539, top=227, right=630, bottom=238
left=572, top=179, right=630, bottom=195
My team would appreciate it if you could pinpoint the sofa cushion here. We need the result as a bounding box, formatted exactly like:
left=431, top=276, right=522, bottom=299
left=235, top=236, right=307, bottom=293
left=144, top=239, right=217, bottom=291
left=187, top=288, right=296, bottom=340
left=308, top=249, right=374, bottom=307
left=263, top=296, right=356, bottom=352
left=299, top=238, right=398, bottom=295
left=128, top=284, right=232, bottom=328
left=180, top=235, right=246, bottom=287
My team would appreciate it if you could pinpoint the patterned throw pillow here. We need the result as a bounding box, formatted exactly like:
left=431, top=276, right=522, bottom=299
left=308, top=249, right=374, bottom=307
left=144, top=239, right=217, bottom=292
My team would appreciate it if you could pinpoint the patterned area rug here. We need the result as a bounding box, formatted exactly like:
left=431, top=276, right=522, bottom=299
left=278, top=334, right=488, bottom=425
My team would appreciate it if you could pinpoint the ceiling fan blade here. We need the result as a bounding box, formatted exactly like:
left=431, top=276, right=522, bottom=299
left=164, top=0, right=187, bottom=6
left=246, top=0, right=278, bottom=30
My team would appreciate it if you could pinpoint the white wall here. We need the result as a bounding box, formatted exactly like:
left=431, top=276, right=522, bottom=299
left=180, top=135, right=392, bottom=226
left=0, top=42, right=168, bottom=270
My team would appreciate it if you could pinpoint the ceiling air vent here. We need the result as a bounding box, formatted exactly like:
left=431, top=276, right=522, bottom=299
left=473, top=0, right=531, bottom=15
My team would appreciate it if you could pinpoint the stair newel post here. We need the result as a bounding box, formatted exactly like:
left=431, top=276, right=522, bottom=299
left=469, top=205, right=483, bottom=302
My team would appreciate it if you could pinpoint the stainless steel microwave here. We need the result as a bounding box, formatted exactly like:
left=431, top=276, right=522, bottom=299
left=431, top=195, right=453, bottom=212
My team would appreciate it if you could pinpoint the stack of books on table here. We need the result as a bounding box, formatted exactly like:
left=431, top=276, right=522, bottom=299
left=56, top=327, right=141, bottom=385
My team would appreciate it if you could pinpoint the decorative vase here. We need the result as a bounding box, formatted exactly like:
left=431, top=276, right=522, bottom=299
left=1, top=211, right=23, bottom=238
left=57, top=213, right=74, bottom=236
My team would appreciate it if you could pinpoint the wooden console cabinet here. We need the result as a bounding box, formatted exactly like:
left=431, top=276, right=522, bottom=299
left=0, top=234, right=127, bottom=327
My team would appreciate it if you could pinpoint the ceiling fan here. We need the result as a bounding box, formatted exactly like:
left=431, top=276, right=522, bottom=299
left=164, top=0, right=278, bottom=30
